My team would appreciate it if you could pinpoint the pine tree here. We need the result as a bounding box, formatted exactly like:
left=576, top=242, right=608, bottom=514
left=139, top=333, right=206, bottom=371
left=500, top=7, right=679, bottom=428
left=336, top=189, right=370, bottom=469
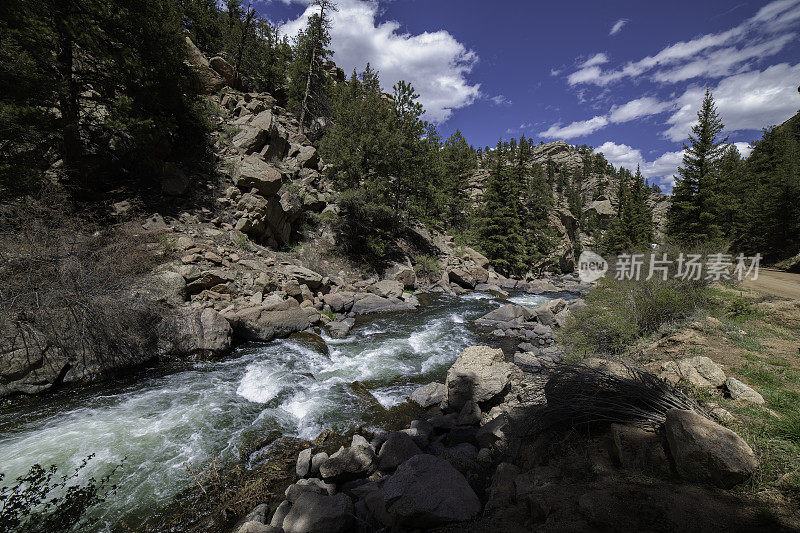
left=441, top=130, right=477, bottom=231
left=667, top=88, right=727, bottom=243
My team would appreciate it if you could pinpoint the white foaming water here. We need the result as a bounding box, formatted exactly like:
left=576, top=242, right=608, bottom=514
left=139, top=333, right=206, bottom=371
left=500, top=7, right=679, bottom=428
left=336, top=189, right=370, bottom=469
left=508, top=293, right=550, bottom=308
left=0, top=291, right=547, bottom=531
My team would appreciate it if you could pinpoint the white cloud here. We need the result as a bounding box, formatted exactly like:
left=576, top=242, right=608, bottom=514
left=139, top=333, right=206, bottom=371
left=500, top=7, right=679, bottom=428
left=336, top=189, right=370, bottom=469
left=609, top=19, right=628, bottom=36
left=490, top=94, right=512, bottom=106
left=596, top=142, right=683, bottom=189
left=663, top=62, right=800, bottom=141
left=278, top=0, right=480, bottom=122
left=608, top=97, right=674, bottom=123
left=580, top=53, right=610, bottom=68
left=539, top=116, right=609, bottom=139
left=567, top=0, right=800, bottom=86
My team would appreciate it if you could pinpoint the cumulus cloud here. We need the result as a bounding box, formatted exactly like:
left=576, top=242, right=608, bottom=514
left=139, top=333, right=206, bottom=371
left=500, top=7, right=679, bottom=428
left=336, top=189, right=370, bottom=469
left=566, top=0, right=800, bottom=86
left=596, top=142, right=683, bottom=190
left=609, top=19, right=628, bottom=36
left=278, top=0, right=480, bottom=122
left=734, top=142, right=753, bottom=158
left=539, top=116, right=609, bottom=139
left=663, top=62, right=800, bottom=141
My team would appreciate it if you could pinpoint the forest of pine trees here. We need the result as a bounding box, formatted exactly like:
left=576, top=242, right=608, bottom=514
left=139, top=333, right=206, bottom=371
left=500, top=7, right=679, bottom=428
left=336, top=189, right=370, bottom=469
left=667, top=89, right=800, bottom=263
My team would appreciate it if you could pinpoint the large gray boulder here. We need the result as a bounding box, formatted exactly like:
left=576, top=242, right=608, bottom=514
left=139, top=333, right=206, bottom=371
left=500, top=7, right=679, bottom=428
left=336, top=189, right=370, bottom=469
left=665, top=409, right=758, bottom=488
left=280, top=265, right=324, bottom=290
left=184, top=37, right=224, bottom=94
left=0, top=325, right=66, bottom=396
left=281, top=492, right=354, bottom=533
left=474, top=304, right=531, bottom=327
left=231, top=302, right=320, bottom=342
left=158, top=307, right=232, bottom=358
left=385, top=263, right=416, bottom=289
left=380, top=454, right=480, bottom=527
left=724, top=377, right=765, bottom=404
left=319, top=444, right=375, bottom=483
left=233, top=155, right=283, bottom=196
left=443, top=346, right=514, bottom=410
left=351, top=293, right=416, bottom=315
left=322, top=291, right=355, bottom=313
left=136, top=270, right=187, bottom=306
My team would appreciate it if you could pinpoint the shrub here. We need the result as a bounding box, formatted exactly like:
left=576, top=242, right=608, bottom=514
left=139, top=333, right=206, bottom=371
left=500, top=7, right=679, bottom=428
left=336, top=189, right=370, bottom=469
left=413, top=254, right=439, bottom=279
left=560, top=252, right=711, bottom=357
left=335, top=188, right=401, bottom=270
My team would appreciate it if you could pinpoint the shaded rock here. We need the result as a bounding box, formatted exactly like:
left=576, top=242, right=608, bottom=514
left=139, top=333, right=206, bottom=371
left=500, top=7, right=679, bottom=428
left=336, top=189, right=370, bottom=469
left=410, top=382, right=445, bottom=408
left=724, top=377, right=764, bottom=404
left=475, top=304, right=530, bottom=327
left=377, top=432, right=422, bottom=471
left=270, top=500, right=291, bottom=528
left=285, top=478, right=336, bottom=502
left=209, top=56, right=239, bottom=88
left=282, top=492, right=354, bottom=533
left=448, top=268, right=476, bottom=289
left=138, top=270, right=187, bottom=306
left=184, top=37, right=224, bottom=94
left=476, top=415, right=507, bottom=449
left=610, top=424, right=671, bottom=475
left=457, top=400, right=482, bottom=426
left=443, top=346, right=514, bottom=410
left=237, top=521, right=279, bottom=533
left=326, top=318, right=355, bottom=339
left=351, top=293, right=416, bottom=315
left=280, top=265, right=324, bottom=290
left=485, top=462, right=522, bottom=514
left=381, top=454, right=480, bottom=527
left=665, top=409, right=757, bottom=488
left=385, top=263, right=416, bottom=289
left=311, top=452, right=328, bottom=476
left=295, top=145, right=319, bottom=169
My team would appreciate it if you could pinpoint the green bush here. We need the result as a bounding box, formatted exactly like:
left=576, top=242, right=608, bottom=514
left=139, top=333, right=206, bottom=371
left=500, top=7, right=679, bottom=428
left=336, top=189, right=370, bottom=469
left=335, top=188, right=400, bottom=270
left=413, top=254, right=439, bottom=279
left=560, top=273, right=710, bottom=357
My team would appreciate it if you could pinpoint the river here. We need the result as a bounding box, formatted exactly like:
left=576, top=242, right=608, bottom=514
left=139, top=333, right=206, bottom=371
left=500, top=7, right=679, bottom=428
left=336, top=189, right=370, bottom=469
left=0, top=291, right=550, bottom=531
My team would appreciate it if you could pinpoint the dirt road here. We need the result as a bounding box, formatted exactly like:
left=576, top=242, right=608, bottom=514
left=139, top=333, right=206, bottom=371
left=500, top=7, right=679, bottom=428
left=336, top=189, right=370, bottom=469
left=743, top=268, right=800, bottom=299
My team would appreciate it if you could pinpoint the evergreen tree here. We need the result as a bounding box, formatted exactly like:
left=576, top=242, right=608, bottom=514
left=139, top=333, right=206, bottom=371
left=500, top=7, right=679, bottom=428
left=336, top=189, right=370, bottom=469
left=440, top=130, right=477, bottom=231
left=667, top=88, right=727, bottom=243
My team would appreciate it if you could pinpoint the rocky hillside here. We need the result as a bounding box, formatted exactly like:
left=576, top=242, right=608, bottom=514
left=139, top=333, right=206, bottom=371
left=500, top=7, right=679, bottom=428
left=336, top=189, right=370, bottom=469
left=470, top=140, right=670, bottom=270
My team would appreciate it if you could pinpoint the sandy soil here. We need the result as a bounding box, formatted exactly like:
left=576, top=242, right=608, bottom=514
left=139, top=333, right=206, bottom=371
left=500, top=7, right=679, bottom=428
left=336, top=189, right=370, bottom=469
left=744, top=269, right=800, bottom=300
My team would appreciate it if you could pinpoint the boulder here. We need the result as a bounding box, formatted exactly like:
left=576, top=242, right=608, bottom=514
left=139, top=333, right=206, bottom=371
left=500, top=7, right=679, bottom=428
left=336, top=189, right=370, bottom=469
left=231, top=304, right=320, bottom=342
left=660, top=356, right=726, bottom=388
left=351, top=293, right=416, bottom=315
left=295, top=145, right=319, bottom=169
left=209, top=56, right=239, bottom=88
left=448, top=268, right=476, bottom=289
left=0, top=325, right=66, bottom=396
left=280, top=265, right=324, bottom=290
left=385, top=263, right=416, bottom=289
left=484, top=463, right=522, bottom=514
left=461, top=247, right=490, bottom=269
left=443, top=346, right=514, bottom=410
left=369, top=279, right=403, bottom=299
left=322, top=292, right=355, bottom=313
left=185, top=269, right=236, bottom=293
left=410, top=382, right=445, bottom=408
left=281, top=492, right=354, bottom=533
left=285, top=478, right=336, bottom=502
left=377, top=432, right=422, bottom=471
left=184, top=37, right=224, bottom=94
left=326, top=318, right=355, bottom=339
left=610, top=424, right=671, bottom=475
left=237, top=521, right=279, bottom=533
left=138, top=270, right=187, bottom=306
left=724, top=377, right=765, bottom=405
left=161, top=163, right=189, bottom=196
left=380, top=454, right=480, bottom=527
left=319, top=444, right=375, bottom=483
left=296, top=448, right=312, bottom=477
left=233, top=155, right=283, bottom=195
left=475, top=304, right=530, bottom=327
left=665, top=409, right=757, bottom=488
left=158, top=307, right=232, bottom=358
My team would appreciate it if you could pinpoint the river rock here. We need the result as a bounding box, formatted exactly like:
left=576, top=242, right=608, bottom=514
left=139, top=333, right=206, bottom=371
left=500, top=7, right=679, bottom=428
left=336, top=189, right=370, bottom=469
left=385, top=263, right=416, bottom=289
left=285, top=478, right=336, bottom=502
left=158, top=307, right=232, bottom=358
left=724, top=377, right=765, bottom=404
left=326, top=318, right=355, bottom=339
left=311, top=452, right=328, bottom=476
left=0, top=325, right=66, bottom=396
left=271, top=500, right=291, bottom=528
left=281, top=492, right=354, bottom=533
left=231, top=303, right=320, bottom=342
left=319, top=444, right=375, bottom=483
left=377, top=432, right=422, bottom=471
left=410, top=382, right=445, bottom=408
left=380, top=454, right=480, bottom=527
left=369, top=279, right=403, bottom=299
left=296, top=448, right=312, bottom=477
left=660, top=356, right=726, bottom=388
left=443, top=346, right=514, bottom=410
left=351, top=293, right=416, bottom=315
left=322, top=291, right=355, bottom=313
left=237, top=521, right=280, bottom=533
left=474, top=304, right=531, bottom=327
left=665, top=409, right=757, bottom=488
left=280, top=265, right=324, bottom=290
left=448, top=268, right=477, bottom=289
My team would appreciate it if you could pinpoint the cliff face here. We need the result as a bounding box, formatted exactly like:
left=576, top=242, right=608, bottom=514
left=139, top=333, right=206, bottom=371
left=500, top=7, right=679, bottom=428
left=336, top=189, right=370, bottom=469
left=470, top=141, right=670, bottom=271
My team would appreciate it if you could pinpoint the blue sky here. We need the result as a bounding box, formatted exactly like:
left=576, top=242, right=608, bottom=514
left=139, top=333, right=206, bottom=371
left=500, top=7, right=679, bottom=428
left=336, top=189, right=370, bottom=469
left=261, top=0, right=800, bottom=191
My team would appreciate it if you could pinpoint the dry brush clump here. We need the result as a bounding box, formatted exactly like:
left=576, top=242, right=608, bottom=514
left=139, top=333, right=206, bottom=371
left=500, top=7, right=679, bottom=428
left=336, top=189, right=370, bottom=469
left=0, top=196, right=163, bottom=389
left=522, top=363, right=703, bottom=436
